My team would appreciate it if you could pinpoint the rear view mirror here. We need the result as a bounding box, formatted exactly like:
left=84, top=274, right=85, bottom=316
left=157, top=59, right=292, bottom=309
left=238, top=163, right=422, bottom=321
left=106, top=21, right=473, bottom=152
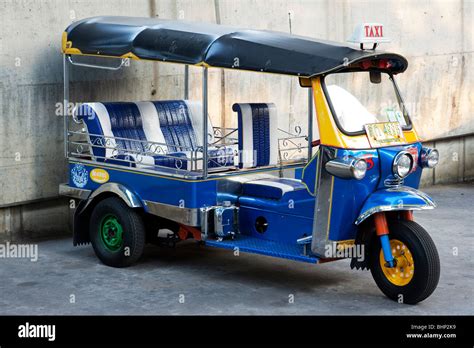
left=299, top=77, right=312, bottom=87
left=370, top=71, right=382, bottom=84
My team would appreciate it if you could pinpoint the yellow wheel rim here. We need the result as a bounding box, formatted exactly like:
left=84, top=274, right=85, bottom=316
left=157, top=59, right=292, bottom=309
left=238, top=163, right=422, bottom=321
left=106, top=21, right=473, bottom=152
left=379, top=239, right=415, bottom=286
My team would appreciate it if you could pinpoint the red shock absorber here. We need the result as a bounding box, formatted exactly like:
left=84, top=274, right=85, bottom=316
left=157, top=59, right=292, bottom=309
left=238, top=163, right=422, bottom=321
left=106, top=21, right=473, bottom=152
left=374, top=212, right=389, bottom=236
left=374, top=212, right=395, bottom=267
left=401, top=211, right=414, bottom=221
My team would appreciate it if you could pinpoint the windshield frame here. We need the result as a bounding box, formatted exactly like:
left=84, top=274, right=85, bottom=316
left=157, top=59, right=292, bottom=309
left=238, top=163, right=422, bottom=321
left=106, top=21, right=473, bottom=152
left=321, top=70, right=413, bottom=137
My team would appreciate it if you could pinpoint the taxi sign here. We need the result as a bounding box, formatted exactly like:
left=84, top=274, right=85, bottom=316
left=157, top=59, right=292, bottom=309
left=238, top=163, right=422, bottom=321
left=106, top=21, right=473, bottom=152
left=364, top=122, right=405, bottom=147
left=348, top=23, right=391, bottom=45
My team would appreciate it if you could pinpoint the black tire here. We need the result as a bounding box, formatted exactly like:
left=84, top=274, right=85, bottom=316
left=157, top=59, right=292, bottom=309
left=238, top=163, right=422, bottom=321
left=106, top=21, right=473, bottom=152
left=369, top=219, right=440, bottom=304
left=89, top=196, right=145, bottom=268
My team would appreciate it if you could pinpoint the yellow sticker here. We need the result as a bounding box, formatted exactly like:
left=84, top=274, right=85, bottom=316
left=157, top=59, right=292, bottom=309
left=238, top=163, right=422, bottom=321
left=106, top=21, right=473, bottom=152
left=365, top=122, right=406, bottom=148
left=90, top=168, right=109, bottom=184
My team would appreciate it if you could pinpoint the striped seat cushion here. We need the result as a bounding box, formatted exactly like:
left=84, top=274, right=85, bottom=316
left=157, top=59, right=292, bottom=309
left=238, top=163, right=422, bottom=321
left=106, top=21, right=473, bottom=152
left=73, top=100, right=236, bottom=170
left=242, top=178, right=307, bottom=200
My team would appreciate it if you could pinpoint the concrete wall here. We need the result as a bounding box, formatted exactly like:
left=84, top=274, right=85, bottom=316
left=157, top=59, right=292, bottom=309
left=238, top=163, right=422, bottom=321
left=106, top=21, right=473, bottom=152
left=0, top=0, right=472, bottom=239
left=421, top=133, right=474, bottom=187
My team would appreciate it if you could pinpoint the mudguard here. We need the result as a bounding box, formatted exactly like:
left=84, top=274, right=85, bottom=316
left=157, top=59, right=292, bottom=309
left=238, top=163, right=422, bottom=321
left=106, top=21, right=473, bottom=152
left=73, top=182, right=143, bottom=246
left=355, top=186, right=436, bottom=225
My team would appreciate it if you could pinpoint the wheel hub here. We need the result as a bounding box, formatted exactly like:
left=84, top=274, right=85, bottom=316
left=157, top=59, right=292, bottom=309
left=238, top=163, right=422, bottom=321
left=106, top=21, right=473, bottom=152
left=379, top=239, right=414, bottom=286
left=100, top=215, right=123, bottom=252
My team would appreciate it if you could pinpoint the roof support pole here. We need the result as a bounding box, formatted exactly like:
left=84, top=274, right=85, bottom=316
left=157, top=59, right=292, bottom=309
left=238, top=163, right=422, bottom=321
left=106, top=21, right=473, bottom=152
left=63, top=54, right=70, bottom=158
left=202, top=67, right=209, bottom=179
left=184, top=65, right=189, bottom=100
left=307, top=87, right=313, bottom=161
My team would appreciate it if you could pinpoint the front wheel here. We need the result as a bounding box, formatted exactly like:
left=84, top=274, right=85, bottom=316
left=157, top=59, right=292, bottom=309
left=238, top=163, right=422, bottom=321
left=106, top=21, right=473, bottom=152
left=369, top=219, right=440, bottom=304
left=89, top=197, right=146, bottom=268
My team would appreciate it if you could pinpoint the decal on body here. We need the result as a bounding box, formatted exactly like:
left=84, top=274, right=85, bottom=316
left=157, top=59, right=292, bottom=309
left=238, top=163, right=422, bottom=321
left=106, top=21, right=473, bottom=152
left=71, top=164, right=88, bottom=188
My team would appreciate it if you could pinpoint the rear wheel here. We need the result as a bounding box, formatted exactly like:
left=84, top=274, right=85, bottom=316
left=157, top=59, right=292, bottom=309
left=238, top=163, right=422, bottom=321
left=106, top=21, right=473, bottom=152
left=89, top=197, right=145, bottom=267
left=369, top=219, right=440, bottom=304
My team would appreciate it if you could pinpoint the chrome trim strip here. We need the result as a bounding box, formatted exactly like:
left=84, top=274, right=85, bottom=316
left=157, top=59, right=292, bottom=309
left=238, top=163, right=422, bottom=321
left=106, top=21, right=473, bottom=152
left=59, top=183, right=91, bottom=200
left=68, top=55, right=126, bottom=70
left=311, top=146, right=337, bottom=257
left=297, top=235, right=312, bottom=245
left=199, top=206, right=215, bottom=239
left=355, top=204, right=435, bottom=225
left=184, top=65, right=189, bottom=99
left=63, top=54, right=69, bottom=158
left=144, top=200, right=200, bottom=227
left=79, top=183, right=142, bottom=214
left=202, top=67, right=209, bottom=179
left=307, top=87, right=313, bottom=162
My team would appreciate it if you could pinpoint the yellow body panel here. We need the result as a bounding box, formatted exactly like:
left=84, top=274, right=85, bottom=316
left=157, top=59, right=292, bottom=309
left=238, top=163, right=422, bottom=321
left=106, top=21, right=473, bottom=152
left=311, top=77, right=420, bottom=149
left=62, top=32, right=82, bottom=55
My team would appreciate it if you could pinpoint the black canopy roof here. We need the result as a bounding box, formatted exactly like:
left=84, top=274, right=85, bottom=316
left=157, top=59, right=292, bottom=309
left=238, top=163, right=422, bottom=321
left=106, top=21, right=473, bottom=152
left=63, top=16, right=408, bottom=77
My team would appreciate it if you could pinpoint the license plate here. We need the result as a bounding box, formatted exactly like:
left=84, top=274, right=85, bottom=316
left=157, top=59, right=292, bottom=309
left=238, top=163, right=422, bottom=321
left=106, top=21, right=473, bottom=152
left=364, top=122, right=406, bottom=147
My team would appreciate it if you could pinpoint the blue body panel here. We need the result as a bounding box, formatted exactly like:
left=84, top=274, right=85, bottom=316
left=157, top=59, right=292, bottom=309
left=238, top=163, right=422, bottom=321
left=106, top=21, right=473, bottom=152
left=238, top=205, right=313, bottom=243
left=237, top=179, right=315, bottom=244
left=377, top=143, right=423, bottom=190
left=326, top=148, right=379, bottom=242
left=69, top=161, right=218, bottom=209
left=69, top=161, right=306, bottom=209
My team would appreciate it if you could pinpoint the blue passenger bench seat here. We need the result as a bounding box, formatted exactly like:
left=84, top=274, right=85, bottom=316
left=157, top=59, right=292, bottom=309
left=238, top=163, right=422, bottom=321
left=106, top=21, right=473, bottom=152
left=238, top=176, right=315, bottom=220
left=74, top=100, right=237, bottom=171
left=242, top=177, right=307, bottom=200
left=232, top=103, right=279, bottom=169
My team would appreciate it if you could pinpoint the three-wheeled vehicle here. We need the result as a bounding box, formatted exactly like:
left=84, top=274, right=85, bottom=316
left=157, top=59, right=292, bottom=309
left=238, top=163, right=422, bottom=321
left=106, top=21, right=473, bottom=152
left=60, top=17, right=440, bottom=304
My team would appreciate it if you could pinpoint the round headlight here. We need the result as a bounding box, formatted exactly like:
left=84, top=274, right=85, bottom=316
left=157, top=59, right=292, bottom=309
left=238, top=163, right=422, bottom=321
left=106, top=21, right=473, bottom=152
left=351, top=158, right=367, bottom=180
left=421, top=148, right=439, bottom=168
left=393, top=152, right=413, bottom=179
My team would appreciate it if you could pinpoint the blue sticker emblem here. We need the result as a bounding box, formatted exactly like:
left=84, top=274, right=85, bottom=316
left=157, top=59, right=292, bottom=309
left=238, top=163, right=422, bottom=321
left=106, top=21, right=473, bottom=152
left=71, top=164, right=88, bottom=188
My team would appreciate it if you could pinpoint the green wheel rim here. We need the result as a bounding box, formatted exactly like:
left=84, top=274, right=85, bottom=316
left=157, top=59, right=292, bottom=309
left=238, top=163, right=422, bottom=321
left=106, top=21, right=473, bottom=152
left=99, top=214, right=123, bottom=252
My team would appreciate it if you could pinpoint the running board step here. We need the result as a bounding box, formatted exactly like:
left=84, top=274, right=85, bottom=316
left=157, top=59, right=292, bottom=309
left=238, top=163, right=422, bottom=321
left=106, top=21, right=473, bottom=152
left=205, top=235, right=319, bottom=264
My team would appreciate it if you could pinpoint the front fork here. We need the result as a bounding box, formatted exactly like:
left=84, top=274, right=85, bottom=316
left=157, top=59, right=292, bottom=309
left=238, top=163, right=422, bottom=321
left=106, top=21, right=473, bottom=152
left=374, top=211, right=413, bottom=268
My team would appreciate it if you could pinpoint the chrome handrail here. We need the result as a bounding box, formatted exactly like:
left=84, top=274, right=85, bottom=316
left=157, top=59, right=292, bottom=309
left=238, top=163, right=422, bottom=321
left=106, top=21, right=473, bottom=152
left=67, top=129, right=238, bottom=172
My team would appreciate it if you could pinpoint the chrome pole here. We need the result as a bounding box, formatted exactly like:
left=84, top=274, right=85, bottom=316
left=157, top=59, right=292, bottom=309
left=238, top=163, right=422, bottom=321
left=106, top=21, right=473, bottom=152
left=184, top=65, right=189, bottom=100
left=202, top=67, right=208, bottom=178
left=307, top=87, right=313, bottom=161
left=63, top=54, right=70, bottom=158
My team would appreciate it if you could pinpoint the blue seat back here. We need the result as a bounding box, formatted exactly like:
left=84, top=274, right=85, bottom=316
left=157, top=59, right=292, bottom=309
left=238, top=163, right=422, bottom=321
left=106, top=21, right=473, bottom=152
left=152, top=100, right=198, bottom=151
left=74, top=100, right=215, bottom=161
left=233, top=103, right=278, bottom=168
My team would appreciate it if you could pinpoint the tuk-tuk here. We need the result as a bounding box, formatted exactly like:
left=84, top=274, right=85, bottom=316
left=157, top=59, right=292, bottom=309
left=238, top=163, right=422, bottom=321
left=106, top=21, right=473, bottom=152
left=59, top=17, right=440, bottom=304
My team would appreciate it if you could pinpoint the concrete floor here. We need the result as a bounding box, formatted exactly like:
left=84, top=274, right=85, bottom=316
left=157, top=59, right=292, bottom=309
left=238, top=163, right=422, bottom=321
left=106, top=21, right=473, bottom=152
left=1, top=183, right=473, bottom=315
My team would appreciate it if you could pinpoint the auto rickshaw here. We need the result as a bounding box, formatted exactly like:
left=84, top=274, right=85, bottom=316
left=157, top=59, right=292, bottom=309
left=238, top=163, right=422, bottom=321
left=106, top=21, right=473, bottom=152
left=59, top=17, right=440, bottom=304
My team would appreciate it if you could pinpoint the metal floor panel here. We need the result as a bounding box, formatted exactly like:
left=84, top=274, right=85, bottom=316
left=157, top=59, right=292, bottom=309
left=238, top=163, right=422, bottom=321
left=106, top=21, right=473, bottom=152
left=205, top=235, right=318, bottom=264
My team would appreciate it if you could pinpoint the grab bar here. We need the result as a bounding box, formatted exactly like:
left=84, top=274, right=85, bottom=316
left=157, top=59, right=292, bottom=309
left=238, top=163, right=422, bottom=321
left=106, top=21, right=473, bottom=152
left=67, top=55, right=127, bottom=71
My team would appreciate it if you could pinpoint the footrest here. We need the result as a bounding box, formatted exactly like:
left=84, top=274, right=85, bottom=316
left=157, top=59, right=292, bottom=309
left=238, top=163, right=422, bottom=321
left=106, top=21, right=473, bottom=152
left=205, top=235, right=318, bottom=263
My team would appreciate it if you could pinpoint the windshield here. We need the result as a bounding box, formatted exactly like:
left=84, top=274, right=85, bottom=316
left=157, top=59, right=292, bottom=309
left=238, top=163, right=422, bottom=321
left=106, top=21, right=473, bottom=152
left=323, top=72, right=410, bottom=134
